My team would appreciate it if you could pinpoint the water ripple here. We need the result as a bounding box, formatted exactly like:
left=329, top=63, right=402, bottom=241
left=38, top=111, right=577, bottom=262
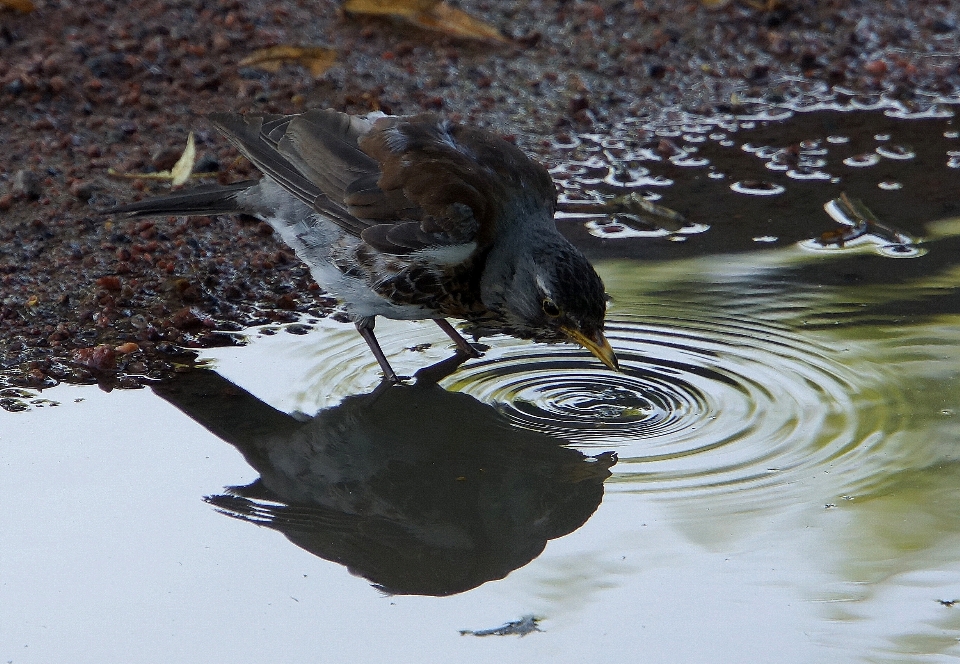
left=442, top=314, right=901, bottom=499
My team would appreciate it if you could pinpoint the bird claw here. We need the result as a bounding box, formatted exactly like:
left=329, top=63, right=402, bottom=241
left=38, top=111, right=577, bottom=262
left=461, top=343, right=484, bottom=358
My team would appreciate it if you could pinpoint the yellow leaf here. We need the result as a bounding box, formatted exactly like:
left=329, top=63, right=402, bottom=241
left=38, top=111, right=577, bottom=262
left=343, top=0, right=437, bottom=18
left=344, top=0, right=505, bottom=42
left=170, top=132, right=196, bottom=186
left=411, top=2, right=506, bottom=42
left=0, top=0, right=35, bottom=12
left=108, top=132, right=212, bottom=185
left=239, top=45, right=337, bottom=77
left=107, top=168, right=217, bottom=181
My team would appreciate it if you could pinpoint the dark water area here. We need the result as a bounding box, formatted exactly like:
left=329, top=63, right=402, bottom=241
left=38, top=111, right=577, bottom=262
left=558, top=105, right=960, bottom=262
left=5, top=105, right=960, bottom=663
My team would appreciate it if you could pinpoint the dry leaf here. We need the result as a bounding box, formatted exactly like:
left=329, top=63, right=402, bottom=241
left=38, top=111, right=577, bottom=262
left=170, top=132, right=196, bottom=186
left=818, top=193, right=915, bottom=248
left=239, top=45, right=337, bottom=77
left=0, top=0, right=35, bottom=12
left=109, top=133, right=209, bottom=184
left=343, top=0, right=437, bottom=17
left=344, top=0, right=505, bottom=42
left=411, top=3, right=506, bottom=41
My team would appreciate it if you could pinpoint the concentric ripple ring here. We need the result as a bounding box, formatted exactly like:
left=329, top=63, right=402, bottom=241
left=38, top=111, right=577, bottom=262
left=442, top=314, right=904, bottom=498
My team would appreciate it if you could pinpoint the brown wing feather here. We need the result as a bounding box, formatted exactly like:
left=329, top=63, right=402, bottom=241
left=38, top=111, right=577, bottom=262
left=277, top=110, right=381, bottom=203
left=212, top=110, right=555, bottom=263
left=344, top=174, right=421, bottom=220
left=209, top=112, right=372, bottom=237
left=359, top=114, right=556, bottom=250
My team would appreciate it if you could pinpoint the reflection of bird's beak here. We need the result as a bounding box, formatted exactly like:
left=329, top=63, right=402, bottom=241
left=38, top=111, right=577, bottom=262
left=563, top=327, right=620, bottom=371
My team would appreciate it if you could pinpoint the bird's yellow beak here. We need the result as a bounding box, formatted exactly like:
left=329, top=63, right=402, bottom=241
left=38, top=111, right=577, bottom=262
left=563, top=327, right=620, bottom=371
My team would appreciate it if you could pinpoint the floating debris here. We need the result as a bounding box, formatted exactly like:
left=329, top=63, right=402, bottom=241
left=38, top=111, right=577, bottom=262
left=804, top=192, right=923, bottom=258
left=558, top=191, right=686, bottom=227
left=875, top=144, right=916, bottom=160
left=559, top=191, right=697, bottom=239
left=460, top=615, right=543, bottom=637
left=842, top=153, right=881, bottom=167
left=730, top=180, right=785, bottom=196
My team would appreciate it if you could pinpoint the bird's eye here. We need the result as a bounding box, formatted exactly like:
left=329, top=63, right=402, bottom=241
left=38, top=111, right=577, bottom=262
left=542, top=299, right=561, bottom=317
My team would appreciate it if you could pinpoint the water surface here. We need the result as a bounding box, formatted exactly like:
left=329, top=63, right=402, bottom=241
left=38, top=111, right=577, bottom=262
left=4, top=106, right=960, bottom=663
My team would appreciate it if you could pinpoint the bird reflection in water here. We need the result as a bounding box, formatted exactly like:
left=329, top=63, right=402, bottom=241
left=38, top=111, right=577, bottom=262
left=153, top=352, right=616, bottom=596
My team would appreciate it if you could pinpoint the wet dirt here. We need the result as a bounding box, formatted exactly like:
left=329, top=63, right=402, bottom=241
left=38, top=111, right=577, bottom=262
left=2, top=0, right=959, bottom=389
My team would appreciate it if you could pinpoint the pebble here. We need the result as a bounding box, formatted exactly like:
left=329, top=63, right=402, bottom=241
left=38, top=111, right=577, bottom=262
left=72, top=345, right=117, bottom=371
left=13, top=169, right=42, bottom=199
left=69, top=180, right=97, bottom=202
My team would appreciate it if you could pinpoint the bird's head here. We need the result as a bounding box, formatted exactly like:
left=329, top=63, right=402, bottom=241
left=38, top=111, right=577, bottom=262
left=482, top=242, right=619, bottom=371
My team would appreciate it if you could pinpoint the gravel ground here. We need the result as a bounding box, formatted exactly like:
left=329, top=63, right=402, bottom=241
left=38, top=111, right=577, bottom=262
left=2, top=0, right=959, bottom=389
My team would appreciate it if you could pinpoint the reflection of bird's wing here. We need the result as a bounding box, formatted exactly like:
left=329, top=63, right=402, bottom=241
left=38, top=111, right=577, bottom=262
left=211, top=111, right=557, bottom=261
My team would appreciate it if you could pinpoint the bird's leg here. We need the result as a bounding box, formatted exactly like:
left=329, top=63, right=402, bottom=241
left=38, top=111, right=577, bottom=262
left=355, top=317, right=400, bottom=383
left=433, top=318, right=481, bottom=358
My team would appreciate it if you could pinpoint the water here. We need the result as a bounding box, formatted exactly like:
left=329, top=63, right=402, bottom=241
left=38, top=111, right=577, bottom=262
left=4, top=106, right=960, bottom=663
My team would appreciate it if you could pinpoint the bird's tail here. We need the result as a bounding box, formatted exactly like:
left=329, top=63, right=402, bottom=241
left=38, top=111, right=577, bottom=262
left=108, top=180, right=257, bottom=218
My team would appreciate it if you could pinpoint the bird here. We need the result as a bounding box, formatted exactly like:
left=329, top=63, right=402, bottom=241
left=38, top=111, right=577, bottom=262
left=114, top=109, right=619, bottom=382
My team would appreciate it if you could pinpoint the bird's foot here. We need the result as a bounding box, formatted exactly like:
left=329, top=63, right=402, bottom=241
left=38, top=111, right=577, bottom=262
left=432, top=318, right=483, bottom=358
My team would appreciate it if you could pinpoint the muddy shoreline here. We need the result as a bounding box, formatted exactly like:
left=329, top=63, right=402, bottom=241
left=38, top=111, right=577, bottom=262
left=2, top=0, right=958, bottom=389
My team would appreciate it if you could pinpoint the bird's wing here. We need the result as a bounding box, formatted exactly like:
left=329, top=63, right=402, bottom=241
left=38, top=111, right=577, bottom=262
left=353, top=113, right=556, bottom=256
left=210, top=110, right=378, bottom=237
left=212, top=111, right=556, bottom=259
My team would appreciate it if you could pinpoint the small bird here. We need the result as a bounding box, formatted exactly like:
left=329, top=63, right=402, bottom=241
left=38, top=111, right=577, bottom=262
left=115, top=109, right=618, bottom=381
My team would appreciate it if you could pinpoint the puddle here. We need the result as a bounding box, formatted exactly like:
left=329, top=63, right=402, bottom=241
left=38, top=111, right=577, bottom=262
left=549, top=101, right=960, bottom=264
left=5, top=105, right=960, bottom=663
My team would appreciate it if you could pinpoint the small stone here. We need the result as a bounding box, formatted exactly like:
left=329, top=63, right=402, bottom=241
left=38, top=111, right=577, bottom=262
left=72, top=344, right=117, bottom=371
left=569, top=95, right=590, bottom=114
left=69, top=180, right=97, bottom=202
left=86, top=53, right=135, bottom=80
left=96, top=275, right=122, bottom=291
left=13, top=170, right=42, bottom=200
left=194, top=154, right=220, bottom=173
left=118, top=375, right=144, bottom=389
left=4, top=79, right=24, bottom=96
left=171, top=307, right=202, bottom=329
